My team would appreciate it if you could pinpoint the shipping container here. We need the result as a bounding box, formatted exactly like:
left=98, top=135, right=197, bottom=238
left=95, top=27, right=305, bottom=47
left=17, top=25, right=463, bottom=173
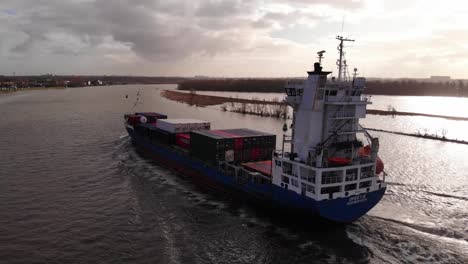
left=190, top=130, right=228, bottom=164
left=126, top=114, right=142, bottom=126
left=242, top=160, right=272, bottom=177
left=190, top=129, right=276, bottom=164
left=156, top=119, right=210, bottom=133
left=135, top=123, right=175, bottom=145
left=135, top=112, right=167, bottom=123
left=175, top=133, right=190, bottom=149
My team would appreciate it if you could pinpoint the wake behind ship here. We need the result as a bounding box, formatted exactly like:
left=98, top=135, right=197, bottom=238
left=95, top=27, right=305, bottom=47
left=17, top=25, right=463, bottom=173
left=124, top=37, right=387, bottom=223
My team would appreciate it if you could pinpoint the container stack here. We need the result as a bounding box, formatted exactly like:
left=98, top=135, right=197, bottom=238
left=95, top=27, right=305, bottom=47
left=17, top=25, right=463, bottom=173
left=127, top=112, right=167, bottom=126
left=135, top=112, right=168, bottom=123
left=156, top=119, right=210, bottom=134
left=175, top=133, right=190, bottom=149
left=135, top=123, right=176, bottom=145
left=190, top=128, right=276, bottom=164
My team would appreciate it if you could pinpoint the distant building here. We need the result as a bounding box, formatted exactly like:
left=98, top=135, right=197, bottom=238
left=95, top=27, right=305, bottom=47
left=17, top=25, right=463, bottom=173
left=429, top=76, right=451, bottom=82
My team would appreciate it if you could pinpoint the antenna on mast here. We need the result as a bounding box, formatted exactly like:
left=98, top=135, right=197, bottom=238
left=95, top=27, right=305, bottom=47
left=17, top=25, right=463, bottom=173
left=353, top=68, right=358, bottom=81
left=336, top=35, right=354, bottom=81
left=317, top=50, right=326, bottom=65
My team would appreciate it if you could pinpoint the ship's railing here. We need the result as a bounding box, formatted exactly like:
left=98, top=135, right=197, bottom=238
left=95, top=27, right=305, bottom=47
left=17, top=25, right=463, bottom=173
left=345, top=173, right=358, bottom=182
left=321, top=172, right=343, bottom=185
left=325, top=94, right=370, bottom=104
left=219, top=161, right=272, bottom=184
left=325, top=81, right=352, bottom=89
left=362, top=95, right=372, bottom=103
left=274, top=155, right=386, bottom=200
left=360, top=171, right=374, bottom=179
left=332, top=111, right=356, bottom=118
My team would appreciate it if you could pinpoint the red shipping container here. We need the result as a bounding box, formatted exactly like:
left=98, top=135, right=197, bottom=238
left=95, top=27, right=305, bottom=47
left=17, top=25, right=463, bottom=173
left=127, top=115, right=142, bottom=126
left=250, top=148, right=261, bottom=160
left=175, top=133, right=191, bottom=149
left=234, top=138, right=244, bottom=150
left=234, top=150, right=243, bottom=162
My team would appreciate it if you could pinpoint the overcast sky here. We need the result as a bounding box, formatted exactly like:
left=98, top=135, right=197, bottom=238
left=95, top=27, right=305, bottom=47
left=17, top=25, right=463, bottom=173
left=1, top=0, right=467, bottom=78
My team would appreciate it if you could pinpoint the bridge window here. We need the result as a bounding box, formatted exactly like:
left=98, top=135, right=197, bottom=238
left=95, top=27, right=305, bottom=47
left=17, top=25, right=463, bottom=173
left=317, top=89, right=324, bottom=100
left=282, top=175, right=290, bottom=184
left=285, top=88, right=296, bottom=96
left=291, top=178, right=299, bottom=187
left=359, top=181, right=371, bottom=188
left=325, top=90, right=337, bottom=96
left=282, top=162, right=292, bottom=174
left=300, top=167, right=316, bottom=183
left=321, top=186, right=340, bottom=194
left=346, top=168, right=358, bottom=181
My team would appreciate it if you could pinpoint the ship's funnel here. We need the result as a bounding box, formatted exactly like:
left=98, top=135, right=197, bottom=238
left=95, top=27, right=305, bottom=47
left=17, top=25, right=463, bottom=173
left=314, top=62, right=322, bottom=73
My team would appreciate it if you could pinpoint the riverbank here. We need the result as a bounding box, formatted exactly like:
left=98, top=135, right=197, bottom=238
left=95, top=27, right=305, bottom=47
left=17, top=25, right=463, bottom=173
left=0, top=87, right=66, bottom=93
left=366, top=109, right=468, bottom=121
left=178, top=78, right=468, bottom=97
left=365, top=128, right=468, bottom=145
left=162, top=90, right=468, bottom=121
left=161, top=90, right=284, bottom=106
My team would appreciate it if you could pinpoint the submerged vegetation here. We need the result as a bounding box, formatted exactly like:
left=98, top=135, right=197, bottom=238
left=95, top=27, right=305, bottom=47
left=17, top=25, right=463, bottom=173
left=367, top=128, right=468, bottom=145
left=161, top=90, right=288, bottom=118
left=221, top=98, right=288, bottom=119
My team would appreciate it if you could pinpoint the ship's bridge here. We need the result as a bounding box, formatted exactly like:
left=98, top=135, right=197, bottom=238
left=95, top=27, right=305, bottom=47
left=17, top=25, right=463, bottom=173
left=284, top=79, right=305, bottom=105
left=316, top=78, right=371, bottom=105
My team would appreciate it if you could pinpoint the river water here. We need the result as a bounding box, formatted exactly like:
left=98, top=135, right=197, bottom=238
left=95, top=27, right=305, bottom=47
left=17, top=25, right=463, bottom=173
left=0, top=85, right=467, bottom=264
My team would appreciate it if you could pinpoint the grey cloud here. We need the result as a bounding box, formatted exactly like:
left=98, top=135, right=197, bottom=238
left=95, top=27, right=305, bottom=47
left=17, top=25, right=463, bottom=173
left=1, top=0, right=348, bottom=67
left=278, top=0, right=364, bottom=9
left=4, top=0, right=270, bottom=60
left=195, top=0, right=244, bottom=17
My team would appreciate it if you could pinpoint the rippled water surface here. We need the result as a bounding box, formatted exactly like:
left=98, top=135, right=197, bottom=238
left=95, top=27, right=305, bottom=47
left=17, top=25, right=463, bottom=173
left=1, top=85, right=467, bottom=264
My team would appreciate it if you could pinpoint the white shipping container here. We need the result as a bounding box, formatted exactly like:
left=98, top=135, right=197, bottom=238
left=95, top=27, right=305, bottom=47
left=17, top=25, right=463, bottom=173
left=156, top=119, right=211, bottom=133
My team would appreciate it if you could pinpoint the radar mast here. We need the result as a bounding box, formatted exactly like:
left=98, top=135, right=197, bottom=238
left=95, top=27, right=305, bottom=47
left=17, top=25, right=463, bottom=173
left=336, top=36, right=354, bottom=81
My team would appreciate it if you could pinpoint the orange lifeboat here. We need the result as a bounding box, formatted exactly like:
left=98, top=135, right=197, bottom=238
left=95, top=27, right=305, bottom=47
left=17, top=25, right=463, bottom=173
left=358, top=145, right=385, bottom=175
left=328, top=157, right=352, bottom=166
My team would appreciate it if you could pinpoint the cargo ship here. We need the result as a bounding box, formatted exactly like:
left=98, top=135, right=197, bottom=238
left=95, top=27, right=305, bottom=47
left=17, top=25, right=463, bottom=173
left=124, top=37, right=387, bottom=223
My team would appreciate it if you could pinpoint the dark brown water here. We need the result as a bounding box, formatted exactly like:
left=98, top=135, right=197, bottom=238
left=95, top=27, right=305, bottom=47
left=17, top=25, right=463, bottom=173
left=1, top=85, right=467, bottom=264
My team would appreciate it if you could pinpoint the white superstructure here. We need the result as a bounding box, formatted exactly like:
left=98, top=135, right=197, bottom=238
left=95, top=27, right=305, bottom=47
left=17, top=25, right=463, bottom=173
left=272, top=36, right=386, bottom=201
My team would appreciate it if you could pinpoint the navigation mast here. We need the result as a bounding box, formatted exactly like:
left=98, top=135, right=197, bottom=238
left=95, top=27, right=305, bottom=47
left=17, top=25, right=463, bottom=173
left=336, top=36, right=354, bottom=81
left=317, top=50, right=326, bottom=65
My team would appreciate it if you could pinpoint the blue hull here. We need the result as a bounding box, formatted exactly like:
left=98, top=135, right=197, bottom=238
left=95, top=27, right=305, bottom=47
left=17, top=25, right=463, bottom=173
left=126, top=126, right=386, bottom=223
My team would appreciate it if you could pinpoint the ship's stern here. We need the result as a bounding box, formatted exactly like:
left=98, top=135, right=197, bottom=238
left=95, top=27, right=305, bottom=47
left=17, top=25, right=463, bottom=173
left=316, top=187, right=386, bottom=223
